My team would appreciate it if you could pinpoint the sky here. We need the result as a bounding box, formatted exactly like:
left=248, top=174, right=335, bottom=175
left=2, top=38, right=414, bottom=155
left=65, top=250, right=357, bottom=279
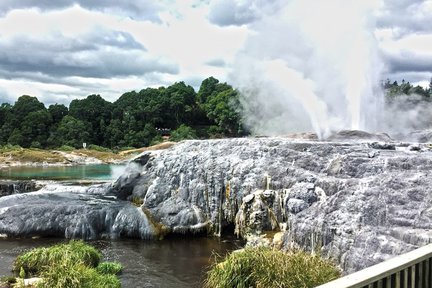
left=0, top=0, right=430, bottom=106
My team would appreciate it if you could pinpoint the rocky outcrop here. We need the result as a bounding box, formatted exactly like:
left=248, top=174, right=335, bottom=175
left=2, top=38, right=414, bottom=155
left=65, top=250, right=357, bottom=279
left=2, top=133, right=432, bottom=273
left=108, top=136, right=432, bottom=273
left=0, top=183, right=156, bottom=239
left=0, top=180, right=40, bottom=197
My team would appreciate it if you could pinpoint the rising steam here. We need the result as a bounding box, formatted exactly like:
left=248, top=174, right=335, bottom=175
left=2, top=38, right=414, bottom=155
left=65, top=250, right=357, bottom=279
left=230, top=0, right=384, bottom=138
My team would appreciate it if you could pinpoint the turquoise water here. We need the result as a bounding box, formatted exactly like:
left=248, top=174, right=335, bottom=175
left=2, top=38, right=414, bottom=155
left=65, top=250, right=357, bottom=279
left=0, top=164, right=126, bottom=180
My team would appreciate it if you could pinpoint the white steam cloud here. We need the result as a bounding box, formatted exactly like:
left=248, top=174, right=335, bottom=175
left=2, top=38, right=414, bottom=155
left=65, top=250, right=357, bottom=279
left=230, top=0, right=384, bottom=138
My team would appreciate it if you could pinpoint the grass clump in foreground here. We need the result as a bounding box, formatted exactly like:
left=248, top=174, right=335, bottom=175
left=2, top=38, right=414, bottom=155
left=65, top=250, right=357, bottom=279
left=12, top=240, right=122, bottom=288
left=204, top=247, right=340, bottom=288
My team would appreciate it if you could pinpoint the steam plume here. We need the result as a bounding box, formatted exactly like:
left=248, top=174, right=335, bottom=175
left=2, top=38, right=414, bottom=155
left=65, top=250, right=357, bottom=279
left=230, top=0, right=384, bottom=138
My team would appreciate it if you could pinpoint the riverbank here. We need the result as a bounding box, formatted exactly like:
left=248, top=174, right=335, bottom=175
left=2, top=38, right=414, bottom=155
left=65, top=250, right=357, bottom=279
left=0, top=148, right=128, bottom=169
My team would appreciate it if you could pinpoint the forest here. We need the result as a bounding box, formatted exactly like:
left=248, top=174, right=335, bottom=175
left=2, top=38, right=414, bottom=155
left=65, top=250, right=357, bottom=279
left=0, top=77, right=431, bottom=150
left=0, top=77, right=245, bottom=150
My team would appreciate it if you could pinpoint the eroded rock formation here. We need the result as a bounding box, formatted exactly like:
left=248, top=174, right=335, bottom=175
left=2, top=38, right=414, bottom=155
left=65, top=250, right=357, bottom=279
left=2, top=133, right=432, bottom=273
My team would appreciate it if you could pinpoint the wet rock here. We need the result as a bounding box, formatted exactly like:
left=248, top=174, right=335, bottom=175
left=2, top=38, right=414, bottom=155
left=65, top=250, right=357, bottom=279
left=0, top=180, right=40, bottom=197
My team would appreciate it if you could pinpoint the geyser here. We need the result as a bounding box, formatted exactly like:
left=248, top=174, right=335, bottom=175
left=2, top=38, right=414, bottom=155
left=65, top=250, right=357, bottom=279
left=231, top=0, right=384, bottom=138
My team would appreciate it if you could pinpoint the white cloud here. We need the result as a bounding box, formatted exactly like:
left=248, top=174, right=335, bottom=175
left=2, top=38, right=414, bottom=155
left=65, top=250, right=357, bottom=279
left=0, top=0, right=430, bottom=108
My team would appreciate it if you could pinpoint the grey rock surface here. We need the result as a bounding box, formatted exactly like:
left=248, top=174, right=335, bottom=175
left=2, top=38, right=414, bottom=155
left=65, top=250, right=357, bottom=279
left=109, top=136, right=432, bottom=273
left=2, top=133, right=432, bottom=274
left=0, top=183, right=156, bottom=239
left=0, top=180, right=40, bottom=197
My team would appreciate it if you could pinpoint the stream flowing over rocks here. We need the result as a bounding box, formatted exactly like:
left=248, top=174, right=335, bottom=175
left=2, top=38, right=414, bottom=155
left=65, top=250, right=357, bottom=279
left=1, top=132, right=432, bottom=273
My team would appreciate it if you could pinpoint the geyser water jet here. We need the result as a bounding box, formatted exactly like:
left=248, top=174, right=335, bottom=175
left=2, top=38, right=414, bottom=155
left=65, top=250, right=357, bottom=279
left=230, top=0, right=384, bottom=138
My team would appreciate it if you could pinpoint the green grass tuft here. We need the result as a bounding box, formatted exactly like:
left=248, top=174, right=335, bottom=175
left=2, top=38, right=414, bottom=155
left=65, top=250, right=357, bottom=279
left=204, top=247, right=340, bottom=288
left=11, top=240, right=122, bottom=288
left=96, top=262, right=123, bottom=275
left=13, top=240, right=101, bottom=276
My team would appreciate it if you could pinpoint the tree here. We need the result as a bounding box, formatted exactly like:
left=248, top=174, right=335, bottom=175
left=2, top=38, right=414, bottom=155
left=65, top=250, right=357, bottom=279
left=170, top=124, right=197, bottom=142
left=0, top=103, right=12, bottom=145
left=49, top=116, right=91, bottom=148
left=204, top=88, right=243, bottom=135
left=48, top=104, right=68, bottom=124
left=12, top=95, right=46, bottom=126
left=69, top=95, right=112, bottom=146
left=20, top=110, right=52, bottom=147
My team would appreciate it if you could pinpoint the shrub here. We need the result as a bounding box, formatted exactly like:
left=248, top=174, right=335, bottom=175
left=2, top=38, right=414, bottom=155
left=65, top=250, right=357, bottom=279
left=87, top=144, right=113, bottom=153
left=170, top=124, right=197, bottom=142
left=13, top=240, right=101, bottom=276
left=57, top=145, right=75, bottom=151
left=204, top=247, right=340, bottom=288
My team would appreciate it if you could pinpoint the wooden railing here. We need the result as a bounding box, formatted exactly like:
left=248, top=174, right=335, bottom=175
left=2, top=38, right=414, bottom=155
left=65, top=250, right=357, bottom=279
left=316, top=243, right=432, bottom=288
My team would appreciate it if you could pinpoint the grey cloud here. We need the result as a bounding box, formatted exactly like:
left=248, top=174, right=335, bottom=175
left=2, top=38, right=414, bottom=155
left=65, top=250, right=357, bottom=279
left=0, top=0, right=163, bottom=22
left=0, top=28, right=179, bottom=80
left=208, top=0, right=283, bottom=26
left=205, top=58, right=226, bottom=67
left=387, top=71, right=432, bottom=84
left=384, top=51, right=432, bottom=74
left=377, top=0, right=431, bottom=36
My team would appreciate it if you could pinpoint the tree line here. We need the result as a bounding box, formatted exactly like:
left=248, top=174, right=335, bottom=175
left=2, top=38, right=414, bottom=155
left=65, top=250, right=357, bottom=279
left=1, top=76, right=431, bottom=150
left=383, top=78, right=432, bottom=99
left=0, top=77, right=245, bottom=149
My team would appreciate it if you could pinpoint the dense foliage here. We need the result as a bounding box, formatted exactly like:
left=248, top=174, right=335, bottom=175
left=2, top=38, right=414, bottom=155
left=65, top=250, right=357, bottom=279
left=11, top=240, right=122, bottom=288
left=204, top=247, right=340, bottom=288
left=0, top=77, right=244, bottom=149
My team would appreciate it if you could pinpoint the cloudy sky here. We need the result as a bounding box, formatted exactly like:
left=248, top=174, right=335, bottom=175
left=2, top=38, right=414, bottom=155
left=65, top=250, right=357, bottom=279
left=0, top=0, right=430, bottom=105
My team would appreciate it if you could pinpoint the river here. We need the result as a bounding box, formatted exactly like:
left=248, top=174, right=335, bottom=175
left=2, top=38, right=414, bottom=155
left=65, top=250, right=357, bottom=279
left=0, top=164, right=243, bottom=287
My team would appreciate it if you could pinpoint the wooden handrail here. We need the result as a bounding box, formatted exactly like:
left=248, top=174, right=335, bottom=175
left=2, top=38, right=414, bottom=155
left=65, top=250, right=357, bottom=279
left=316, top=243, right=432, bottom=288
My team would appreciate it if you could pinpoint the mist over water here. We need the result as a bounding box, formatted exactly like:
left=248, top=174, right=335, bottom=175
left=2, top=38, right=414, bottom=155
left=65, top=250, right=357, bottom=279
left=231, top=0, right=384, bottom=138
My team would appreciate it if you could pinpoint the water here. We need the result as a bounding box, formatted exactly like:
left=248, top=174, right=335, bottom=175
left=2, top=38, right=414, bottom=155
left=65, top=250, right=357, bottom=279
left=0, top=237, right=242, bottom=287
left=0, top=164, right=125, bottom=181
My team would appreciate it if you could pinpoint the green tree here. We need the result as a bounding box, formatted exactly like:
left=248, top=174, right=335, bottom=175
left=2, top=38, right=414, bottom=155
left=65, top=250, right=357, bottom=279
left=48, top=104, right=68, bottom=124
left=69, top=94, right=112, bottom=146
left=0, top=103, right=12, bottom=145
left=20, top=110, right=52, bottom=147
left=170, top=124, right=197, bottom=141
left=50, top=116, right=91, bottom=148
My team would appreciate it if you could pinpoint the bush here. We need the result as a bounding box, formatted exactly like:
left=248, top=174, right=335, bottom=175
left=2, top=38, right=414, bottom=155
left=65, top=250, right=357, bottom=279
left=57, top=145, right=75, bottom=151
left=170, top=124, right=197, bottom=142
left=204, top=247, right=340, bottom=288
left=13, top=240, right=101, bottom=276
left=87, top=144, right=113, bottom=153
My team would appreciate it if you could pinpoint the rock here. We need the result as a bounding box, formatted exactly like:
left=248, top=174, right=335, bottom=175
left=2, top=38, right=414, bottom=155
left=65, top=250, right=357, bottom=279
left=0, top=180, right=40, bottom=197
left=326, top=130, right=393, bottom=142
left=3, top=134, right=432, bottom=275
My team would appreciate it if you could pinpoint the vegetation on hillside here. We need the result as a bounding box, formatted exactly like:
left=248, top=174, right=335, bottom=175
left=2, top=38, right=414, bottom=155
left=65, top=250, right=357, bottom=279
left=1, top=77, right=431, bottom=152
left=204, top=247, right=340, bottom=288
left=0, top=77, right=245, bottom=150
left=7, top=240, right=122, bottom=288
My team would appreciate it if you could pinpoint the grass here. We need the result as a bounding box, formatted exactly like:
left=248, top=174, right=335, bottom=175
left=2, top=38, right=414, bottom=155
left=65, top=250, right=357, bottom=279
left=11, top=240, right=122, bottom=288
left=96, top=262, right=123, bottom=275
left=75, top=149, right=124, bottom=162
left=204, top=247, right=340, bottom=288
left=13, top=240, right=101, bottom=276
left=0, top=148, right=66, bottom=163
left=0, top=145, right=127, bottom=164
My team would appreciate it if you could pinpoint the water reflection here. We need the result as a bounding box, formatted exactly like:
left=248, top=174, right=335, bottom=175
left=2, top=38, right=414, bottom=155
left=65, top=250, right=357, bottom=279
left=0, top=236, right=243, bottom=288
left=0, top=164, right=125, bottom=181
